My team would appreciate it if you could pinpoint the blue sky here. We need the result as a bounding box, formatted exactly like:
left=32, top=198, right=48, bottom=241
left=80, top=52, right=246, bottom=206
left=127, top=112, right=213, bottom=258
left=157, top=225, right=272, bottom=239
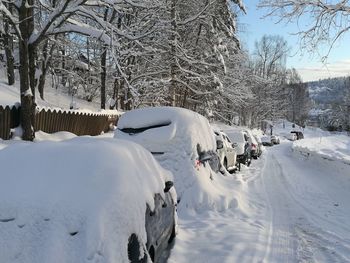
left=237, top=0, right=350, bottom=82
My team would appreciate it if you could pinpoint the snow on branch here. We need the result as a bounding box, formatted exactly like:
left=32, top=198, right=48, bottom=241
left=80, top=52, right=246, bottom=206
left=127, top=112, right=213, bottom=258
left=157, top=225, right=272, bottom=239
left=0, top=2, right=21, bottom=38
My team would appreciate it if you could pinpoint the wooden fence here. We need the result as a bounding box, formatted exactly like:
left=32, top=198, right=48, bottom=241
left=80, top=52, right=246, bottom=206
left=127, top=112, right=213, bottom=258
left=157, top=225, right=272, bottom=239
left=0, top=105, right=119, bottom=140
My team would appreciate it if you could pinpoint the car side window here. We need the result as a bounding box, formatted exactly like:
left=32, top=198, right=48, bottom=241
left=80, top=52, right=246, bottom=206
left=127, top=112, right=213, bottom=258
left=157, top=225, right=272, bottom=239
left=244, top=134, right=249, bottom=142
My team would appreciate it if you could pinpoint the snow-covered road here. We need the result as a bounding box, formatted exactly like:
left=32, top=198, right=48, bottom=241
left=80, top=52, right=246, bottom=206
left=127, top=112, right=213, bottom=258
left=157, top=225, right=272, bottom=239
left=169, top=140, right=350, bottom=262
left=262, top=142, right=350, bottom=262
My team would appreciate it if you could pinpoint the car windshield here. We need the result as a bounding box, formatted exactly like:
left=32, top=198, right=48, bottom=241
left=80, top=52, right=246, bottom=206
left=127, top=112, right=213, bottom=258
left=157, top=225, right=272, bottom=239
left=226, top=131, right=245, bottom=143
left=119, top=121, right=172, bottom=134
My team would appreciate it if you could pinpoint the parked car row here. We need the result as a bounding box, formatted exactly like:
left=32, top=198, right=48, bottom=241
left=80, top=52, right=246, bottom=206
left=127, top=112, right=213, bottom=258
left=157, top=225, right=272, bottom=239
left=1, top=106, right=274, bottom=263
left=214, top=127, right=264, bottom=172
left=262, top=130, right=304, bottom=146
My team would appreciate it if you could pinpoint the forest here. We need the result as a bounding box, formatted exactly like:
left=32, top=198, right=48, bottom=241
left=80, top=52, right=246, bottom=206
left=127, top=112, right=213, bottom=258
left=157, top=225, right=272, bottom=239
left=0, top=0, right=310, bottom=140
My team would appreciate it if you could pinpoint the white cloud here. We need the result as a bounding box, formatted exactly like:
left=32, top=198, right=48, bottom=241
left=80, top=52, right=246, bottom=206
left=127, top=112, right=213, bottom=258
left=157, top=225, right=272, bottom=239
left=297, top=59, right=350, bottom=82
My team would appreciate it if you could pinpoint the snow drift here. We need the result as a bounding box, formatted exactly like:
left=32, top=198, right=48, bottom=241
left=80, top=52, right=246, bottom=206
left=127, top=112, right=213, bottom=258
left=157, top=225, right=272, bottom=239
left=115, top=107, right=240, bottom=213
left=0, top=137, right=173, bottom=263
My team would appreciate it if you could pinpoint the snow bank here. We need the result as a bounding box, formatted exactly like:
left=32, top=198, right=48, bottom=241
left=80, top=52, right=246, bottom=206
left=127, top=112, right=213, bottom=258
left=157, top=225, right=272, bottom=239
left=34, top=130, right=77, bottom=142
left=115, top=107, right=240, bottom=213
left=292, top=135, right=350, bottom=166
left=0, top=137, right=173, bottom=263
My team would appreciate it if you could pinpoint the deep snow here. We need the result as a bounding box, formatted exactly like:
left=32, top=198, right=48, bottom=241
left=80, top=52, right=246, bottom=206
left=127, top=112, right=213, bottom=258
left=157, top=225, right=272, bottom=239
left=168, top=122, right=350, bottom=262
left=0, top=137, right=174, bottom=263
left=115, top=107, right=240, bottom=215
left=1, top=105, right=350, bottom=262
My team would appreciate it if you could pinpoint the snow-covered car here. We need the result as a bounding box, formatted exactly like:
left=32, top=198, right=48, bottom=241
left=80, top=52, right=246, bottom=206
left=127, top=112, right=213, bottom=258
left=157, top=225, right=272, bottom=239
left=253, top=135, right=263, bottom=157
left=291, top=130, right=304, bottom=140
left=0, top=137, right=177, bottom=263
left=244, top=129, right=260, bottom=159
left=214, top=129, right=237, bottom=173
left=224, top=129, right=251, bottom=169
left=261, top=135, right=273, bottom=146
left=271, top=135, right=280, bottom=144
left=287, top=132, right=298, bottom=141
left=114, top=106, right=220, bottom=199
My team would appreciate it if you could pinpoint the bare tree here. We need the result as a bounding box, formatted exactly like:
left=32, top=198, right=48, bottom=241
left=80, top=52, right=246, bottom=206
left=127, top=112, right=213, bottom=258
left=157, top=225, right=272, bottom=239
left=248, top=35, right=291, bottom=124
left=1, top=3, right=15, bottom=85
left=253, top=35, right=289, bottom=79
left=259, top=0, right=350, bottom=59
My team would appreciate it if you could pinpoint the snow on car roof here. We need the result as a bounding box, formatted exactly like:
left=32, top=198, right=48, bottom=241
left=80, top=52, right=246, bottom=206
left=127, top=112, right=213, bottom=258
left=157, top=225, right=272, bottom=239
left=116, top=106, right=215, bottom=153
left=224, top=129, right=245, bottom=143
left=0, top=137, right=173, bottom=262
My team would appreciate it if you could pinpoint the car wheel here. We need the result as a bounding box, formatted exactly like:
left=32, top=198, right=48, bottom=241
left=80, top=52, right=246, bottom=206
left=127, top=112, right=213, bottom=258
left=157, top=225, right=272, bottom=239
left=223, top=158, right=228, bottom=171
left=168, top=223, right=176, bottom=243
left=149, top=246, right=155, bottom=263
left=246, top=154, right=251, bottom=167
left=244, top=155, right=248, bottom=166
left=128, top=234, right=147, bottom=263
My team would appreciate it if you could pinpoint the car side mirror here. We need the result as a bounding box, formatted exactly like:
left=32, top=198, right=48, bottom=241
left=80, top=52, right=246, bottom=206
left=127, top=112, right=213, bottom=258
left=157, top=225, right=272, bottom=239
left=164, top=181, right=174, bottom=193
left=199, top=152, right=212, bottom=163
left=216, top=140, right=223, bottom=149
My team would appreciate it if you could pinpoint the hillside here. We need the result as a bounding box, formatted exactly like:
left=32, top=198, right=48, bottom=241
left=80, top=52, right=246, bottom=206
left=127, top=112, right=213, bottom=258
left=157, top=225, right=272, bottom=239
left=308, top=76, right=350, bottom=105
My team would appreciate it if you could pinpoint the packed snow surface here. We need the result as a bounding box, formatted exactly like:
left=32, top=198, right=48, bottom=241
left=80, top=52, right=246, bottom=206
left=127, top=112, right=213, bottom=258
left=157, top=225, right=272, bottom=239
left=0, top=137, right=173, bottom=263
left=169, top=121, right=350, bottom=262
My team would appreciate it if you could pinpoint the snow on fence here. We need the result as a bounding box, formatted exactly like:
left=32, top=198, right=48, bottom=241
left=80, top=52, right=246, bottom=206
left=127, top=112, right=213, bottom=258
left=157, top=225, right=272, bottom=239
left=0, top=105, right=119, bottom=140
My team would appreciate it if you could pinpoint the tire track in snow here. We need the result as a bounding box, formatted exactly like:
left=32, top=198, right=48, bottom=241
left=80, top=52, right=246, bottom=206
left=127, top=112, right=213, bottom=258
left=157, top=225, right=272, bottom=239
left=261, top=149, right=297, bottom=263
left=262, top=143, right=350, bottom=263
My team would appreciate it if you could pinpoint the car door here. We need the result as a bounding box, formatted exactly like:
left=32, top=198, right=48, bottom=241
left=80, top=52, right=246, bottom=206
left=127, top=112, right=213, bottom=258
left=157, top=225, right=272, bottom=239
left=223, top=135, right=234, bottom=166
left=145, top=192, right=175, bottom=262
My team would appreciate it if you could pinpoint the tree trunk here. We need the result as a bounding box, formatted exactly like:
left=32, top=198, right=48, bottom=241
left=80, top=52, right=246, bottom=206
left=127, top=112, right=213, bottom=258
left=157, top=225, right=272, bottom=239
left=19, top=0, right=35, bottom=141
left=169, top=0, right=177, bottom=106
left=28, top=44, right=36, bottom=100
left=100, top=45, right=107, bottom=109
left=3, top=5, right=15, bottom=85
left=61, top=43, right=67, bottom=86
left=38, top=40, right=55, bottom=100
left=113, top=78, right=119, bottom=110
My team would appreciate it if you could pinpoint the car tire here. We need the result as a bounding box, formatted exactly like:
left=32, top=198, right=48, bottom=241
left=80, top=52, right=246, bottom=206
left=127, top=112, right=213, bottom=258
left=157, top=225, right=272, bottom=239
left=149, top=246, right=155, bottom=262
left=223, top=158, right=228, bottom=172
left=246, top=154, right=251, bottom=167
left=128, top=234, right=147, bottom=263
left=168, top=223, right=176, bottom=243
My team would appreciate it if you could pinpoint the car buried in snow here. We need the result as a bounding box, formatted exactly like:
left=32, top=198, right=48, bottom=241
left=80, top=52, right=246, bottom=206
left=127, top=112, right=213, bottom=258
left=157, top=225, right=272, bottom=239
left=291, top=130, right=304, bottom=140
left=0, top=137, right=177, bottom=263
left=244, top=129, right=260, bottom=159
left=114, top=106, right=221, bottom=199
left=214, top=129, right=238, bottom=173
left=271, top=135, right=280, bottom=144
left=261, top=135, right=273, bottom=146
left=224, top=128, right=252, bottom=170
